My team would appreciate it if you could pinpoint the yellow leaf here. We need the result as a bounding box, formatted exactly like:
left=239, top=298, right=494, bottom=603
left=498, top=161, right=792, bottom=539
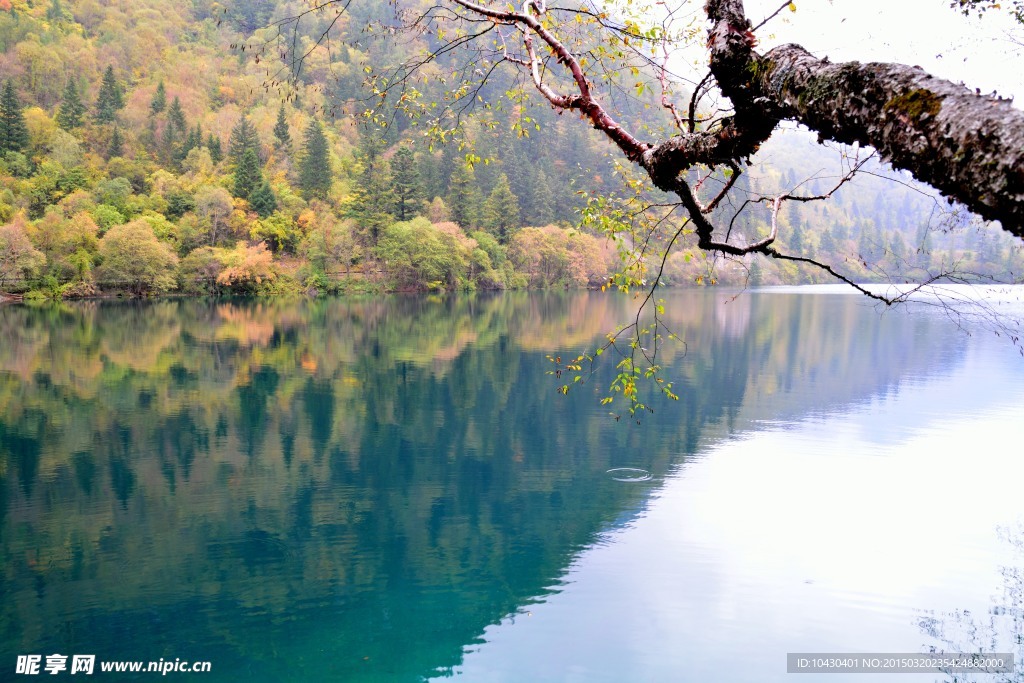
left=788, top=2, right=796, bottom=10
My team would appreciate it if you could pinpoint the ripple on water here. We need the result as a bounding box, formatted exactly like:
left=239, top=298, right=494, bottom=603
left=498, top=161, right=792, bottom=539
left=606, top=468, right=652, bottom=482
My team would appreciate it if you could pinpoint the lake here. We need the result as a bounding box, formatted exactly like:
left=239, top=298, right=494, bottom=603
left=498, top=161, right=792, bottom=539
left=1, top=288, right=1022, bottom=682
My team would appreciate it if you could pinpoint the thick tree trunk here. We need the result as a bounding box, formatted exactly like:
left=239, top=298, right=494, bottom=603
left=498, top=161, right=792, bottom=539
left=703, top=0, right=1024, bottom=237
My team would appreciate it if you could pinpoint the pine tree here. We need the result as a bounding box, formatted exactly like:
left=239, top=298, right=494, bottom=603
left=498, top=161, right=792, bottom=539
left=47, top=0, right=69, bottom=24
left=178, top=123, right=202, bottom=165
left=272, top=104, right=291, bottom=150
left=482, top=174, right=520, bottom=243
left=228, top=115, right=260, bottom=167
left=498, top=136, right=528, bottom=203
left=447, top=163, right=480, bottom=229
left=207, top=134, right=223, bottom=164
left=0, top=81, right=29, bottom=154
left=161, top=123, right=178, bottom=162
left=297, top=119, right=332, bottom=200
left=790, top=218, right=805, bottom=254
left=748, top=256, right=763, bottom=286
left=167, top=96, right=187, bottom=135
left=527, top=169, right=555, bottom=226
left=351, top=162, right=393, bottom=245
left=391, top=145, right=421, bottom=220
left=108, top=125, right=124, bottom=159
left=56, top=78, right=86, bottom=130
left=161, top=128, right=180, bottom=167
left=433, top=143, right=457, bottom=199
left=150, top=80, right=166, bottom=115
left=95, top=66, right=124, bottom=123
left=249, top=181, right=277, bottom=217
left=233, top=147, right=263, bottom=200
left=160, top=97, right=188, bottom=166
left=819, top=226, right=836, bottom=255
left=348, top=132, right=392, bottom=244
left=141, top=117, right=158, bottom=151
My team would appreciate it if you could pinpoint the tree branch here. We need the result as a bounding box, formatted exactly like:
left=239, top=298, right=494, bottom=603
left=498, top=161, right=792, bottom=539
left=705, top=0, right=1024, bottom=237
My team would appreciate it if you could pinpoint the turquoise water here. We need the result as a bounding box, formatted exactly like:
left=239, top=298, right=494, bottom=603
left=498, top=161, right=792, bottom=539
left=1, top=289, right=1022, bottom=681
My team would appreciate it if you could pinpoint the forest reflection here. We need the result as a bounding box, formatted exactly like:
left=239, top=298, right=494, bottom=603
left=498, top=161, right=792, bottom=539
left=0, top=290, right=954, bottom=681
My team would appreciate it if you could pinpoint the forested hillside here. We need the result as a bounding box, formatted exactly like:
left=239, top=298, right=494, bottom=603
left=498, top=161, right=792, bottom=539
left=0, top=0, right=1019, bottom=297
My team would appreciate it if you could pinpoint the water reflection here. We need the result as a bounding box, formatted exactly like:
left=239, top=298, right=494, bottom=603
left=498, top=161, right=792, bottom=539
left=451, top=322, right=1024, bottom=683
left=0, top=289, right=995, bottom=681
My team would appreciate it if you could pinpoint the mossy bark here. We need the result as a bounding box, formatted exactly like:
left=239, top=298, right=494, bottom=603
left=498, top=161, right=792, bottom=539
left=702, top=0, right=1024, bottom=236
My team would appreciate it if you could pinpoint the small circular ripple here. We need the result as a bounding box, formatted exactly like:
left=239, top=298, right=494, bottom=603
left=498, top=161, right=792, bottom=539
left=606, top=467, right=652, bottom=482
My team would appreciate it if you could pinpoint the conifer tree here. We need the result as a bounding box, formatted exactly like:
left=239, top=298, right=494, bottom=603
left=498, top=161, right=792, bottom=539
left=150, top=80, right=166, bottom=115
left=233, top=147, right=262, bottom=200
left=790, top=218, right=805, bottom=254
left=391, top=145, right=421, bottom=220
left=95, top=66, right=124, bottom=123
left=297, top=119, right=331, bottom=201
left=107, top=126, right=124, bottom=159
left=160, top=97, right=188, bottom=166
left=228, top=115, right=260, bottom=167
left=527, top=169, right=555, bottom=226
left=207, top=134, right=223, bottom=164
left=47, top=0, right=68, bottom=24
left=249, top=181, right=277, bottom=217
left=161, top=129, right=180, bottom=167
left=352, top=163, right=393, bottom=245
left=178, top=123, right=201, bottom=164
left=142, top=117, right=158, bottom=151
left=447, top=163, right=480, bottom=229
left=0, top=81, right=29, bottom=154
left=819, top=226, right=836, bottom=255
left=482, top=174, right=520, bottom=243
left=56, top=79, right=86, bottom=130
left=348, top=132, right=392, bottom=244
left=748, top=256, right=763, bottom=286
left=433, top=143, right=457, bottom=199
left=272, top=104, right=291, bottom=150
left=167, top=97, right=187, bottom=135
left=497, top=136, right=528, bottom=203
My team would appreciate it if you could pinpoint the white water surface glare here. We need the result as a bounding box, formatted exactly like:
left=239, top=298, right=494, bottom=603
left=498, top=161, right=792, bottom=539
left=451, top=291, right=1024, bottom=683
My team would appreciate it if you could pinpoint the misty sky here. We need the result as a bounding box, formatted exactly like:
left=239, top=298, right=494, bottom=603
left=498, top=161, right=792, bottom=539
left=746, top=0, right=1024, bottom=103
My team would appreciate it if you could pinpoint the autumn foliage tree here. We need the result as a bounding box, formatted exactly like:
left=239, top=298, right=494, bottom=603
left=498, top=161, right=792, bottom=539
left=509, top=225, right=611, bottom=288
left=0, top=215, right=45, bottom=289
left=375, top=217, right=478, bottom=290
left=215, top=241, right=277, bottom=293
left=97, top=219, right=179, bottom=295
left=300, top=212, right=359, bottom=276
